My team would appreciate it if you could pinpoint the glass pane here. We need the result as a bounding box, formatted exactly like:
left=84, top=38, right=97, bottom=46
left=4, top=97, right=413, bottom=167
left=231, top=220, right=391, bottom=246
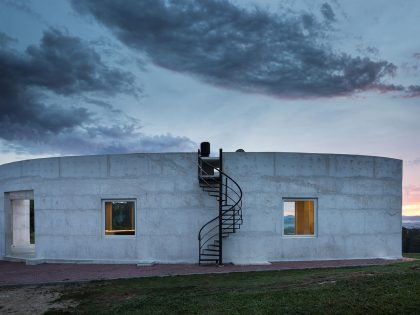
left=105, top=201, right=135, bottom=235
left=283, top=201, right=295, bottom=235
left=284, top=200, right=314, bottom=235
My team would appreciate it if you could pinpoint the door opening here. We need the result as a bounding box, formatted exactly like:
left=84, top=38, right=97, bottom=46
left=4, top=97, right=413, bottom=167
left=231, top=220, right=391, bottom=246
left=6, top=190, right=35, bottom=258
left=30, top=199, right=35, bottom=245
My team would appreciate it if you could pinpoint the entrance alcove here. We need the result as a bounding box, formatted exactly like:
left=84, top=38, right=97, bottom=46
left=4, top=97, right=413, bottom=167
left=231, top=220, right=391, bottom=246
left=4, top=190, right=35, bottom=258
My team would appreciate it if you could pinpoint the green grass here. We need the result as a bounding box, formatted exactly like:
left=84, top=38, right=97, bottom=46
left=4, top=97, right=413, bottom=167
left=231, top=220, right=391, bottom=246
left=403, top=253, right=420, bottom=259
left=47, top=254, right=420, bottom=315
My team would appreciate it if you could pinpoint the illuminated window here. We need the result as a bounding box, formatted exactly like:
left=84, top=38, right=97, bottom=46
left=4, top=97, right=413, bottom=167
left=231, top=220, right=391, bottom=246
left=104, top=200, right=136, bottom=236
left=283, top=199, right=316, bottom=236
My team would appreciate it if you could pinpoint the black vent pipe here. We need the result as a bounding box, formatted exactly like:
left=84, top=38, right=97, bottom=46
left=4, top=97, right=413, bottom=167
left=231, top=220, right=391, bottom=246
left=200, top=142, right=210, bottom=157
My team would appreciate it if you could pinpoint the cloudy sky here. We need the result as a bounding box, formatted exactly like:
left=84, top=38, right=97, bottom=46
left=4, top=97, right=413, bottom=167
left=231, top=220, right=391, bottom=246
left=0, top=0, right=419, bottom=215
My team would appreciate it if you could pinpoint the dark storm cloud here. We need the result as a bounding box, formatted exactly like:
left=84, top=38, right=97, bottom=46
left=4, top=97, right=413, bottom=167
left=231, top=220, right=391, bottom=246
left=0, top=32, right=16, bottom=47
left=0, top=29, right=135, bottom=139
left=0, top=29, right=195, bottom=154
left=22, top=29, right=135, bottom=96
left=321, top=3, right=335, bottom=22
left=4, top=124, right=196, bottom=155
left=72, top=0, right=396, bottom=97
left=407, top=85, right=420, bottom=97
left=83, top=97, right=123, bottom=115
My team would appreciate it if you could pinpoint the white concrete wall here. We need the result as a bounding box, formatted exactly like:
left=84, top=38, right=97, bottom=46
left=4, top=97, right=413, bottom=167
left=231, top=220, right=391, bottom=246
left=0, top=152, right=402, bottom=263
left=223, top=152, right=402, bottom=263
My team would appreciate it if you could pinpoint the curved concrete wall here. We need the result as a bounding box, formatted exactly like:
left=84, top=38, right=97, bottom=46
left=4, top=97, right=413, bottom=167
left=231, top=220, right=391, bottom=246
left=0, top=152, right=402, bottom=264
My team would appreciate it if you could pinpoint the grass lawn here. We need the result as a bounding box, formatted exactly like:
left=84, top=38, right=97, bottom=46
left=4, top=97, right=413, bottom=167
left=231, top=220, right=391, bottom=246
left=47, top=254, right=420, bottom=315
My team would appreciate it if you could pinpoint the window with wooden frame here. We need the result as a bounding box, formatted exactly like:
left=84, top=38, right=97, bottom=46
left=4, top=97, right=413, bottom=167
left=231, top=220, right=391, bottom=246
left=104, top=200, right=136, bottom=236
left=283, top=199, right=316, bottom=236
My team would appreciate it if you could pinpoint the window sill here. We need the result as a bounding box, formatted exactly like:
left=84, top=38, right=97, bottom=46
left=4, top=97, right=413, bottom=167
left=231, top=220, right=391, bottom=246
left=104, top=234, right=137, bottom=239
left=282, top=235, right=317, bottom=238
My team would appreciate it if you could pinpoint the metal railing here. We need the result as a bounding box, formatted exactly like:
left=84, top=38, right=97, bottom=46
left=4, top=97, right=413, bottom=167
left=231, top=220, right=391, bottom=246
left=197, top=149, right=243, bottom=264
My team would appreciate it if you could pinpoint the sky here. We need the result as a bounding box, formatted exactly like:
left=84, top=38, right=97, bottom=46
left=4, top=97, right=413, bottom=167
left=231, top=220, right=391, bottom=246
left=0, top=0, right=419, bottom=216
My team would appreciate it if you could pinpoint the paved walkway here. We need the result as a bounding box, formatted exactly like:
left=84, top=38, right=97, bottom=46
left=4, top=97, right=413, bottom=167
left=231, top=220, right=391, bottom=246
left=0, top=258, right=403, bottom=286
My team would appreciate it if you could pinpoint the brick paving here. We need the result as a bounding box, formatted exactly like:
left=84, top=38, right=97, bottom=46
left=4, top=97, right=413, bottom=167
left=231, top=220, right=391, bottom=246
left=0, top=258, right=403, bottom=286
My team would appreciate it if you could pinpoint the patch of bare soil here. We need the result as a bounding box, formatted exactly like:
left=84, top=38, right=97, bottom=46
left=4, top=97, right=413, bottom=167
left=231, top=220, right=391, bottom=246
left=0, top=285, right=77, bottom=315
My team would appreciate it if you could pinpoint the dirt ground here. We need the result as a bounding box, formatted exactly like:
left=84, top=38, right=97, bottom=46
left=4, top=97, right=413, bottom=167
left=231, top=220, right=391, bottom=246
left=0, top=285, right=76, bottom=315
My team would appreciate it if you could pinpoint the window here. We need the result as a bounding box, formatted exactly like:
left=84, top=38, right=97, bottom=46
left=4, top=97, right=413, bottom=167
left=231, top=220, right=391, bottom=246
left=104, top=200, right=136, bottom=236
left=283, top=199, right=316, bottom=236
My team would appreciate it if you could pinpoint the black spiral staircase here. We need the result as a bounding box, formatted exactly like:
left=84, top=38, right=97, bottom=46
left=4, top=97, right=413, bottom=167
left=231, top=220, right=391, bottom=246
left=197, top=147, right=243, bottom=265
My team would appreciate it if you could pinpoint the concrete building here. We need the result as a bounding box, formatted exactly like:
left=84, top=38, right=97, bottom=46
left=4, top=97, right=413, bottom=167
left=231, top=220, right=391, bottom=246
left=0, top=150, right=402, bottom=264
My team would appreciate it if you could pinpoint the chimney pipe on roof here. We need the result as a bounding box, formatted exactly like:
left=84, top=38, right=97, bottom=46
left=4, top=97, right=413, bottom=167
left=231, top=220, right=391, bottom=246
left=200, top=142, right=210, bottom=157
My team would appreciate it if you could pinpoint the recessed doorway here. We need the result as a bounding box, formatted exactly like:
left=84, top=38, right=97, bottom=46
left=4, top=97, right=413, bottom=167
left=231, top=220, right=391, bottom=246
left=5, top=190, right=35, bottom=258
